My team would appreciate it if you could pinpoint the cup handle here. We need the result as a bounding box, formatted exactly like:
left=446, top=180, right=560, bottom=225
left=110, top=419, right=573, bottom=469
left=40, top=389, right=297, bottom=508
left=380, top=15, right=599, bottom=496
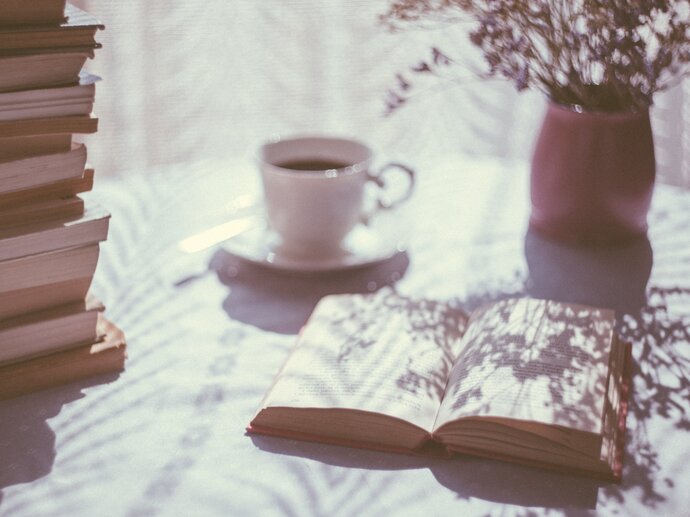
left=362, top=163, right=415, bottom=224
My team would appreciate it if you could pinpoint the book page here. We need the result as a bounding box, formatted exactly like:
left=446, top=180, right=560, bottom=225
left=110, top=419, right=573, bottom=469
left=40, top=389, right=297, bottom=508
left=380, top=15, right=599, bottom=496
left=261, top=290, right=468, bottom=432
left=434, top=298, right=613, bottom=434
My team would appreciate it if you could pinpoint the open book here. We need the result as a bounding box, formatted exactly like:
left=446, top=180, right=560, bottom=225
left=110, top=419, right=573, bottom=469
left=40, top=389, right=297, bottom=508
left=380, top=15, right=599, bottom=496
left=249, top=292, right=631, bottom=481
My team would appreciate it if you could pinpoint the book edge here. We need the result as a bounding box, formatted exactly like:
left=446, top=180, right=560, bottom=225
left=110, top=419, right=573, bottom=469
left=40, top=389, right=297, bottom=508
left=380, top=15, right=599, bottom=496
left=0, top=316, right=127, bottom=401
left=247, top=423, right=439, bottom=458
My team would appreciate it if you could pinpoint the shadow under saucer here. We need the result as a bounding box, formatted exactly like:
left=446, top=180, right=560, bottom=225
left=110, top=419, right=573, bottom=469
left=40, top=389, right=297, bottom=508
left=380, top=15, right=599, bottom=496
left=210, top=247, right=410, bottom=334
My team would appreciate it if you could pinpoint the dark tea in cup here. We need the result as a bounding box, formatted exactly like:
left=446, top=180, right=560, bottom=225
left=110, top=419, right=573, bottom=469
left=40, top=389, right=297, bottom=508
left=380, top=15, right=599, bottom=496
left=275, top=159, right=351, bottom=171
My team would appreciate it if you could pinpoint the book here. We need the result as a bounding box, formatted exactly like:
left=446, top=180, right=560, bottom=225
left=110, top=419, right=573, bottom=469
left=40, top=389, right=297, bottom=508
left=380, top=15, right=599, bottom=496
left=0, top=44, right=98, bottom=58
left=0, top=71, right=98, bottom=121
left=0, top=314, right=127, bottom=401
left=0, top=199, right=108, bottom=261
left=0, top=142, right=86, bottom=194
left=0, top=114, right=98, bottom=137
left=0, top=51, right=90, bottom=92
left=0, top=0, right=67, bottom=27
left=0, top=133, right=72, bottom=160
left=0, top=243, right=99, bottom=294
left=0, top=195, right=84, bottom=227
left=0, top=167, right=93, bottom=207
left=0, top=2, right=126, bottom=402
left=0, top=276, right=93, bottom=321
left=0, top=295, right=103, bottom=365
left=0, top=5, right=103, bottom=51
left=249, top=292, right=631, bottom=481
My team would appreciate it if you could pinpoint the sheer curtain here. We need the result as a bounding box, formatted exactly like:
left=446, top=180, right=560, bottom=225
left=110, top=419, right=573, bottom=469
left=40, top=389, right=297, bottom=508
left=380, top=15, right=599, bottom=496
left=75, top=0, right=689, bottom=187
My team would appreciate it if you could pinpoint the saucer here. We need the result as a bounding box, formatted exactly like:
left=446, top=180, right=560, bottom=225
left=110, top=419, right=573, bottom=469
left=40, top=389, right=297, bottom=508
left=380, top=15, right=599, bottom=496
left=222, top=217, right=406, bottom=272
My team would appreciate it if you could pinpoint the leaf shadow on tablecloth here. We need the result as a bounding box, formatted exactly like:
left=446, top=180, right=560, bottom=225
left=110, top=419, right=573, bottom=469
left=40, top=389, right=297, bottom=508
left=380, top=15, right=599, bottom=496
left=0, top=373, right=121, bottom=506
left=209, top=248, right=410, bottom=334
left=524, top=230, right=690, bottom=512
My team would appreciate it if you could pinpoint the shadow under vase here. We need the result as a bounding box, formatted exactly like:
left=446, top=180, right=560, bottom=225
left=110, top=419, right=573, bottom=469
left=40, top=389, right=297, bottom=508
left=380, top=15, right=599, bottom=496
left=524, top=228, right=653, bottom=317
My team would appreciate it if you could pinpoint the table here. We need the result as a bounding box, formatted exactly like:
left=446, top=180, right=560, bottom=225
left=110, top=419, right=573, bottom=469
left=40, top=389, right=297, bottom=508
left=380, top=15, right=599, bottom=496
left=1, top=155, right=689, bottom=516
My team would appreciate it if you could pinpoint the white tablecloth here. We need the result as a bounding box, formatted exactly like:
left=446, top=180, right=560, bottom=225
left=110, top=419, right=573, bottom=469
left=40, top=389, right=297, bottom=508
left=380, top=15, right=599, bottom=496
left=1, top=156, right=689, bottom=516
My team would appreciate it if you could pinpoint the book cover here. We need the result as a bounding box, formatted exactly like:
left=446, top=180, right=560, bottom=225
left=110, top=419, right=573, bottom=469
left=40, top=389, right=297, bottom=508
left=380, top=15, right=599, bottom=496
left=0, top=167, right=93, bottom=207
left=0, top=51, right=89, bottom=93
left=0, top=114, right=98, bottom=138
left=0, top=4, right=103, bottom=51
left=0, top=243, right=100, bottom=294
left=0, top=295, right=104, bottom=365
left=0, top=133, right=73, bottom=161
left=0, top=195, right=84, bottom=227
left=0, top=0, right=67, bottom=27
left=0, top=276, right=93, bottom=322
left=0, top=198, right=109, bottom=261
left=0, top=72, right=98, bottom=121
left=0, top=314, right=127, bottom=401
left=0, top=143, right=87, bottom=194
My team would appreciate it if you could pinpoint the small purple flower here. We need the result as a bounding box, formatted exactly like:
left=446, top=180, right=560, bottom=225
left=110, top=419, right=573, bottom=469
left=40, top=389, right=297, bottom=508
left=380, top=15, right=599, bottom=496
left=515, top=66, right=529, bottom=91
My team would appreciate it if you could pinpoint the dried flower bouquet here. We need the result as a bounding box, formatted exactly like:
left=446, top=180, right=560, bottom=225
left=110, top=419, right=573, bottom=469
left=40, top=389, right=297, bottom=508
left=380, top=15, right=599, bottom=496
left=382, top=0, right=690, bottom=111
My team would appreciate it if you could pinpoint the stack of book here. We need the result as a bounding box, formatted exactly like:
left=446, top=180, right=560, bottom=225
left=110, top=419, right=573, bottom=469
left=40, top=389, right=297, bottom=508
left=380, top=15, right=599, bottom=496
left=0, top=1, right=126, bottom=400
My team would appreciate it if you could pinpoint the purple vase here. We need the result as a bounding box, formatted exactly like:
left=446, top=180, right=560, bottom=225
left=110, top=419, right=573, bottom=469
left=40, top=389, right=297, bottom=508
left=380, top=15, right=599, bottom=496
left=530, top=101, right=656, bottom=245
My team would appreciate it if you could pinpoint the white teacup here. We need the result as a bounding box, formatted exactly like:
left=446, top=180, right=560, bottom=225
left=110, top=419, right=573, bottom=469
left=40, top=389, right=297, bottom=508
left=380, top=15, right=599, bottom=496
left=258, top=135, right=414, bottom=258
